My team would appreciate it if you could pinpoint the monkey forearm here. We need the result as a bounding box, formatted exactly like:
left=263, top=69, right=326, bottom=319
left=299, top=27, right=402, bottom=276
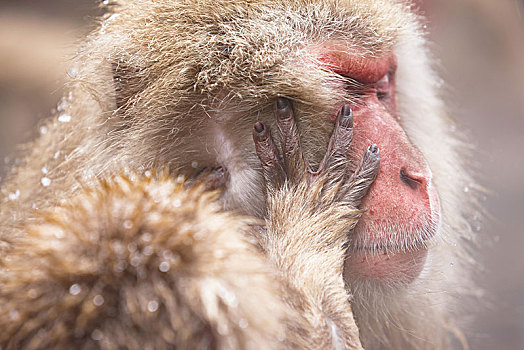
left=253, top=99, right=379, bottom=349
left=254, top=99, right=379, bottom=278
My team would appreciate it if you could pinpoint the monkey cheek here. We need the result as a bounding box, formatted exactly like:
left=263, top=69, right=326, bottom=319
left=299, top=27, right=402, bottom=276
left=344, top=247, right=428, bottom=286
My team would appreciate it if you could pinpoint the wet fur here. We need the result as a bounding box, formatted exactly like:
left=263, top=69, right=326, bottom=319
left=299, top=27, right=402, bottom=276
left=0, top=171, right=366, bottom=349
left=0, top=1, right=477, bottom=349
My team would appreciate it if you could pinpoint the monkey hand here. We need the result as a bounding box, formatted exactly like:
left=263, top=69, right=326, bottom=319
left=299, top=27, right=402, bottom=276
left=252, top=97, right=380, bottom=257
left=252, top=97, right=374, bottom=350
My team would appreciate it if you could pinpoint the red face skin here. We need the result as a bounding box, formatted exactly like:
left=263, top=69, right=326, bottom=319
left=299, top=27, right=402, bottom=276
left=314, top=42, right=441, bottom=285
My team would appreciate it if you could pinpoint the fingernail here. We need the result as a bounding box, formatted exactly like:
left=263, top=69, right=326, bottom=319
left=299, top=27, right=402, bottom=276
left=212, top=166, right=225, bottom=176
left=342, top=105, right=352, bottom=118
left=339, top=105, right=353, bottom=127
left=276, top=97, right=289, bottom=110
left=254, top=122, right=265, bottom=134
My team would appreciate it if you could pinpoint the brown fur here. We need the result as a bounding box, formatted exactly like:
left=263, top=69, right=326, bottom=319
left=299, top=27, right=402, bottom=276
left=0, top=174, right=287, bottom=349
left=0, top=169, right=367, bottom=349
left=0, top=0, right=478, bottom=349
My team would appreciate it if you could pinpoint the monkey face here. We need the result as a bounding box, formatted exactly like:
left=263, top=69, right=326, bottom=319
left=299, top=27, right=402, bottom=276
left=195, top=40, right=442, bottom=288
left=308, top=41, right=442, bottom=286
left=100, top=0, right=451, bottom=288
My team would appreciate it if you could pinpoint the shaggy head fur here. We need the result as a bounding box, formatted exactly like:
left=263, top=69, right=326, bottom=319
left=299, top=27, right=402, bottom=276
left=0, top=1, right=478, bottom=349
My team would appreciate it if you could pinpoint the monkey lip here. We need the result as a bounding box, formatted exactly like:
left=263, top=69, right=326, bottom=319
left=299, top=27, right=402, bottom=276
left=348, top=217, right=439, bottom=252
left=344, top=245, right=429, bottom=286
left=344, top=195, right=441, bottom=285
left=344, top=225, right=436, bottom=285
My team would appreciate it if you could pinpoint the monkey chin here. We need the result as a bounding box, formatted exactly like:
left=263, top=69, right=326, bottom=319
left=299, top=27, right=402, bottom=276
left=344, top=186, right=441, bottom=287
left=344, top=245, right=429, bottom=287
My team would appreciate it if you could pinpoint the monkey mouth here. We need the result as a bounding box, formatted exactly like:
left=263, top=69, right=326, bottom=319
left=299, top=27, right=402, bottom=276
left=343, top=199, right=441, bottom=285
left=348, top=219, right=439, bottom=253
left=344, top=244, right=429, bottom=286
left=347, top=210, right=440, bottom=253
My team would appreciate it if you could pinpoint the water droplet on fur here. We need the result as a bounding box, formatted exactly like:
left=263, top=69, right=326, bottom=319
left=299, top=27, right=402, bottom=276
left=143, top=245, right=153, bottom=256
left=110, top=240, right=124, bottom=254
left=91, top=329, right=103, bottom=341
left=37, top=329, right=47, bottom=339
left=41, top=177, right=51, bottom=187
left=130, top=255, right=141, bottom=267
left=69, top=284, right=81, bottom=295
left=450, top=262, right=454, bottom=267
left=123, top=220, right=133, bottom=229
left=463, top=186, right=469, bottom=193
left=9, top=310, right=20, bottom=321
left=58, top=114, right=71, bottom=123
left=147, top=300, right=159, bottom=312
left=28, top=289, right=38, bottom=299
left=128, top=242, right=137, bottom=252
left=239, top=318, right=249, bottom=329
left=141, top=232, right=152, bottom=242
left=159, top=261, right=170, bottom=272
left=218, top=286, right=238, bottom=308
left=54, top=229, right=64, bottom=239
left=40, top=125, right=48, bottom=135
left=53, top=151, right=61, bottom=159
left=67, top=66, right=79, bottom=78
left=173, top=199, right=181, bottom=207
left=8, top=190, right=20, bottom=201
left=93, top=294, right=105, bottom=306
left=57, top=98, right=70, bottom=112
left=217, top=323, right=229, bottom=335
left=176, top=175, right=184, bottom=183
left=114, top=260, right=126, bottom=273
left=144, top=170, right=152, bottom=177
left=191, top=161, right=198, bottom=168
left=41, top=166, right=48, bottom=174
left=277, top=329, right=286, bottom=342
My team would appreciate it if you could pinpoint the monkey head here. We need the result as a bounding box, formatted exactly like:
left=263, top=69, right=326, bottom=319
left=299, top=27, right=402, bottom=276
left=0, top=1, right=476, bottom=348
left=78, top=0, right=465, bottom=309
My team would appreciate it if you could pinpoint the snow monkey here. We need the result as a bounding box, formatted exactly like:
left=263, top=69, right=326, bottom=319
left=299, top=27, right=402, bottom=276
left=0, top=0, right=477, bottom=349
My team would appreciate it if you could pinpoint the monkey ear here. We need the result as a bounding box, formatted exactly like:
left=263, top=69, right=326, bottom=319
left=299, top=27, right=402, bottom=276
left=111, top=61, right=144, bottom=112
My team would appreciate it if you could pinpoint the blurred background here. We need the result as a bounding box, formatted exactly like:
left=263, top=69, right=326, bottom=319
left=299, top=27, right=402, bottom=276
left=0, top=0, right=523, bottom=348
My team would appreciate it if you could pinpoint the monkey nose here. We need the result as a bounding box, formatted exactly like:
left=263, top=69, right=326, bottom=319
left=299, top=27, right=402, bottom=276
left=399, top=168, right=428, bottom=191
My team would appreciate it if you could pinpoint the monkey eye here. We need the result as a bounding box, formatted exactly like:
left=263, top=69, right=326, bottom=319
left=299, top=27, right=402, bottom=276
left=376, top=74, right=390, bottom=100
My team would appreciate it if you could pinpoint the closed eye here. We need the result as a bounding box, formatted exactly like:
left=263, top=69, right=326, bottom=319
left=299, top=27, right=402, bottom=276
left=376, top=73, right=390, bottom=100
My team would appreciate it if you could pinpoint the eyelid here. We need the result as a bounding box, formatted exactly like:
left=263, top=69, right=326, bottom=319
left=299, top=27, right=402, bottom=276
left=376, top=73, right=390, bottom=93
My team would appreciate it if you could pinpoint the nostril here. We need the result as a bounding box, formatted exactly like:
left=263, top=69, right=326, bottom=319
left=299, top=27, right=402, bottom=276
left=400, top=169, right=424, bottom=190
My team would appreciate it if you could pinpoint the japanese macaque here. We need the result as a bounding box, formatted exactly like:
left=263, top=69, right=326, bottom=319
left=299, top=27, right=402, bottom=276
left=0, top=0, right=477, bottom=349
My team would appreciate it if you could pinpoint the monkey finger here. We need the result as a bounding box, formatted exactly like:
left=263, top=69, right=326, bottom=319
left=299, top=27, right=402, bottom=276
left=338, top=144, right=380, bottom=206
left=253, top=122, right=286, bottom=192
left=315, top=105, right=353, bottom=188
left=275, top=97, right=307, bottom=184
